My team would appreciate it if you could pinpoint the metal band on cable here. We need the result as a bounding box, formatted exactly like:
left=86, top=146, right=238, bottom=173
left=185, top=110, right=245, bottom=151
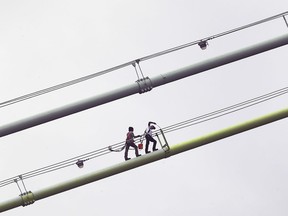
left=14, top=175, right=35, bottom=207
left=20, top=191, right=35, bottom=207
left=136, top=77, right=153, bottom=94
left=132, top=59, right=153, bottom=94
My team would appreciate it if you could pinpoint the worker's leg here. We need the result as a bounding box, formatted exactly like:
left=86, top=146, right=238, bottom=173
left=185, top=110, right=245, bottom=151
left=151, top=137, right=158, bottom=151
left=124, top=143, right=130, bottom=160
left=146, top=134, right=158, bottom=152
left=131, top=142, right=141, bottom=157
left=145, top=135, right=150, bottom=154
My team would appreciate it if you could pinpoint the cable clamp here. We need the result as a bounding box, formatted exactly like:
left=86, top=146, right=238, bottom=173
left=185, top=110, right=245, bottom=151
left=136, top=77, right=153, bottom=94
left=20, top=191, right=35, bottom=207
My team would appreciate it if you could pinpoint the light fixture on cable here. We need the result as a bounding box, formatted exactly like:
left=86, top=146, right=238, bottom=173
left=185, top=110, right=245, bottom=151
left=198, top=40, right=208, bottom=50
left=76, top=159, right=85, bottom=168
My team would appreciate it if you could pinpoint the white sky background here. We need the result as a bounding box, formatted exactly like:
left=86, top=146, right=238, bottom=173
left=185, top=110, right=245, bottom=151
left=0, top=0, right=288, bottom=215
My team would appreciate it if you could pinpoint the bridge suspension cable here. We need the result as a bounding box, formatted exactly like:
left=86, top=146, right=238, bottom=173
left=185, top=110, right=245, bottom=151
left=0, top=33, right=288, bottom=138
left=1, top=105, right=288, bottom=212
left=1, top=85, right=287, bottom=188
left=0, top=11, right=287, bottom=109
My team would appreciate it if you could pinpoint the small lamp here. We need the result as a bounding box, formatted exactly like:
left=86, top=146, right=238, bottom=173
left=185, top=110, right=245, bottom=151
left=198, top=40, right=208, bottom=50
left=76, top=159, right=84, bottom=168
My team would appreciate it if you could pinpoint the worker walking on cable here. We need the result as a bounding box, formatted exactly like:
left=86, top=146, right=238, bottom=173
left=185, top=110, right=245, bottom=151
left=125, top=127, right=141, bottom=161
left=145, top=121, right=158, bottom=154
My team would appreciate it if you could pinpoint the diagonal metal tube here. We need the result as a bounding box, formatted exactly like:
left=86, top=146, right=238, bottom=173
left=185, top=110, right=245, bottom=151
left=1, top=106, right=288, bottom=212
left=0, top=34, right=287, bottom=138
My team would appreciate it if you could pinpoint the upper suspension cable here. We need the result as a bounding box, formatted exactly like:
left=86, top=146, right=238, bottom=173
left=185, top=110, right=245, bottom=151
left=0, top=11, right=287, bottom=108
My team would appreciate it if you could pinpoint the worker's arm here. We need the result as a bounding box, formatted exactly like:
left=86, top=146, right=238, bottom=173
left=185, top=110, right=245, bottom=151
left=148, top=121, right=156, bottom=126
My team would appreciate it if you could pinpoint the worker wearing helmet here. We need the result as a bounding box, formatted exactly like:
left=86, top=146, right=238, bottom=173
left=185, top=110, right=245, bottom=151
left=124, top=127, right=141, bottom=161
left=145, top=121, right=158, bottom=154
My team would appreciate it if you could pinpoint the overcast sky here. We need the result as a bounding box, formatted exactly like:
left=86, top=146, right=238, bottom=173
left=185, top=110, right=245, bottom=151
left=1, top=1, right=288, bottom=215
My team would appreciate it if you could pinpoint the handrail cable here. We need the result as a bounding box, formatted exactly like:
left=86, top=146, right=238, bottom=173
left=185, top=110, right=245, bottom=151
left=0, top=85, right=287, bottom=188
left=161, top=86, right=288, bottom=133
left=0, top=11, right=287, bottom=109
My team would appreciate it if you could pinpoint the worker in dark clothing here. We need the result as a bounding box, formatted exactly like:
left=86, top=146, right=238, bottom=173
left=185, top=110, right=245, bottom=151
left=145, top=121, right=158, bottom=154
left=125, top=127, right=141, bottom=161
